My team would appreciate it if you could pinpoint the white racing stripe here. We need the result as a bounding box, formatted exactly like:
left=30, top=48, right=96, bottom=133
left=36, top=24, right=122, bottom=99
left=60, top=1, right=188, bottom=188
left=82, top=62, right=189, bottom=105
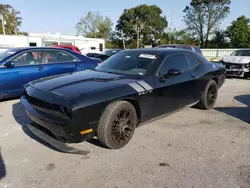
left=137, top=81, right=153, bottom=90
left=128, top=83, right=145, bottom=92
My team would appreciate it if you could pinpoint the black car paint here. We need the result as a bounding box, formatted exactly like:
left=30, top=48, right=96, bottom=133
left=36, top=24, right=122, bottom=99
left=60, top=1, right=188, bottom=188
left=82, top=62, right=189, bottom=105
left=21, top=49, right=225, bottom=143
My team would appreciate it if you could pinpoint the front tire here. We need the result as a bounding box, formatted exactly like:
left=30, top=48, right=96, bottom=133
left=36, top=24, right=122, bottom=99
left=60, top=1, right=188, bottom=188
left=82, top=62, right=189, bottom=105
left=196, top=80, right=218, bottom=110
left=244, top=72, right=250, bottom=79
left=97, top=101, right=137, bottom=149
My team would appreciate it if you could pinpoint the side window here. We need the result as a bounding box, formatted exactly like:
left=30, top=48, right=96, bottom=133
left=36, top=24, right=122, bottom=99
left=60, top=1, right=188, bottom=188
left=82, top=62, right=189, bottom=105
left=193, top=47, right=202, bottom=54
left=159, top=54, right=190, bottom=75
left=186, top=54, right=201, bottom=70
left=43, top=50, right=78, bottom=64
left=11, top=51, right=43, bottom=66
left=99, top=43, right=103, bottom=52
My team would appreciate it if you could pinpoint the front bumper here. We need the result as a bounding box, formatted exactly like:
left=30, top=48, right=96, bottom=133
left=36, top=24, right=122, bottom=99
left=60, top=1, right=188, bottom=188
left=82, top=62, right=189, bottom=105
left=26, top=123, right=90, bottom=155
left=21, top=95, right=94, bottom=143
left=223, top=62, right=250, bottom=77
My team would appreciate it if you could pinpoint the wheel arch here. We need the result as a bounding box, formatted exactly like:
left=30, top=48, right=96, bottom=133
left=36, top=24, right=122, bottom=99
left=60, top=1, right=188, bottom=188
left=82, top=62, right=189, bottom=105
left=212, top=77, right=218, bottom=85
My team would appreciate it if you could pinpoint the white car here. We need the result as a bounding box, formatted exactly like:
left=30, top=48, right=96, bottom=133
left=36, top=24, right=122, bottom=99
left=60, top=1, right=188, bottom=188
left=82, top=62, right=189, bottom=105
left=221, top=49, right=250, bottom=78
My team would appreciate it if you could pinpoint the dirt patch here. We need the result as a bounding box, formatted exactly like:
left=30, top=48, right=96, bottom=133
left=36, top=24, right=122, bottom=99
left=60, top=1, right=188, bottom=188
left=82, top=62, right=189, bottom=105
left=46, top=163, right=56, bottom=171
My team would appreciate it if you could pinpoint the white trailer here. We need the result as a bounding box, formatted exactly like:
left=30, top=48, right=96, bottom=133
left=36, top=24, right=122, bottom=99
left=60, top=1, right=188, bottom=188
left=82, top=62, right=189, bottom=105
left=0, top=33, right=105, bottom=54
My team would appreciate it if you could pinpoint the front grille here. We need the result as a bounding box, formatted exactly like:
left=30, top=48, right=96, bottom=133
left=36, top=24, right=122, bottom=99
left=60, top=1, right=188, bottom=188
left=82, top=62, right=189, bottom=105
left=25, top=91, right=60, bottom=112
left=224, top=63, right=243, bottom=69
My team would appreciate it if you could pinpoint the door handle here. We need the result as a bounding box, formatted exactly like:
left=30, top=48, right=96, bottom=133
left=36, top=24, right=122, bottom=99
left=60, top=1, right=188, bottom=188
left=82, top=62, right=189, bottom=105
left=75, top=63, right=80, bottom=67
left=37, top=67, right=44, bottom=71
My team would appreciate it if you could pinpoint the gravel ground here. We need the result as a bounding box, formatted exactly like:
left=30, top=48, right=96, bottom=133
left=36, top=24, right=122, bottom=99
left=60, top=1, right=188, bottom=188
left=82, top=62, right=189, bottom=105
left=0, top=78, right=250, bottom=188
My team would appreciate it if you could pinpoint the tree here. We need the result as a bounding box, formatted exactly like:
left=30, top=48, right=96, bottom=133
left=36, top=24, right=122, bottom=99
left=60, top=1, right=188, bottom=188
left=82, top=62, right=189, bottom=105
left=183, top=0, right=231, bottom=48
left=227, top=16, right=250, bottom=48
left=208, top=30, right=229, bottom=48
left=0, top=4, right=22, bottom=35
left=170, top=29, right=197, bottom=45
left=116, top=4, right=168, bottom=48
left=76, top=11, right=113, bottom=40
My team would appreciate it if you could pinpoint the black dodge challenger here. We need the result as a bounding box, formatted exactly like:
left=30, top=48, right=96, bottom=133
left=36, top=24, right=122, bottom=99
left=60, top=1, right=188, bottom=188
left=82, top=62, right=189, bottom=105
left=21, top=48, right=226, bottom=151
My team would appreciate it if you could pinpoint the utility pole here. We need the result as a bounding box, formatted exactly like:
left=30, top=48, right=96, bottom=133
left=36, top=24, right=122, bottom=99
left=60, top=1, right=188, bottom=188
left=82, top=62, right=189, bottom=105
left=0, top=14, right=6, bottom=35
left=122, top=31, right=126, bottom=49
left=136, top=26, right=140, bottom=49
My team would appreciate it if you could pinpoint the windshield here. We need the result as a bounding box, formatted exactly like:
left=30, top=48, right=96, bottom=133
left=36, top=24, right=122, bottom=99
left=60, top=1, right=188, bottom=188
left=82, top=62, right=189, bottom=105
left=0, top=50, right=16, bottom=60
left=104, top=49, right=122, bottom=56
left=230, top=50, right=250, bottom=56
left=95, top=51, right=158, bottom=76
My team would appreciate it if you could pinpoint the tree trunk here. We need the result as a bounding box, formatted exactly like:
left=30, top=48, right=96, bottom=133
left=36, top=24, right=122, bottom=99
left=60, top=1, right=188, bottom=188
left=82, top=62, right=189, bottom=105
left=200, top=37, right=204, bottom=48
left=204, top=38, right=209, bottom=48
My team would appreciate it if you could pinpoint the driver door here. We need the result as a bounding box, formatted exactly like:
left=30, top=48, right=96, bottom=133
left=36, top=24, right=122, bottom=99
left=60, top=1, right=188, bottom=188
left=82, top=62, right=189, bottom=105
left=0, top=50, right=48, bottom=97
left=153, top=53, right=196, bottom=117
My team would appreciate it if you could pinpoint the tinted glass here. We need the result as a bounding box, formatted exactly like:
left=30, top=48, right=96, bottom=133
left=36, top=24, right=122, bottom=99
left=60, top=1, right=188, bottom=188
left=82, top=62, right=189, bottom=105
left=11, top=50, right=43, bottom=66
left=104, top=49, right=122, bottom=56
left=193, top=47, right=202, bottom=53
left=99, top=43, right=103, bottom=51
left=159, top=54, right=189, bottom=75
left=43, top=50, right=78, bottom=63
left=0, top=50, right=15, bottom=60
left=231, top=50, right=250, bottom=56
left=186, top=54, right=200, bottom=69
left=95, top=52, right=157, bottom=76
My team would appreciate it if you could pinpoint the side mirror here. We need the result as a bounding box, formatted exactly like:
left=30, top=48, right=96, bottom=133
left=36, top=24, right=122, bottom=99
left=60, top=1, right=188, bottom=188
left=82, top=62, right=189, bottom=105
left=160, top=69, right=181, bottom=82
left=4, top=61, right=15, bottom=68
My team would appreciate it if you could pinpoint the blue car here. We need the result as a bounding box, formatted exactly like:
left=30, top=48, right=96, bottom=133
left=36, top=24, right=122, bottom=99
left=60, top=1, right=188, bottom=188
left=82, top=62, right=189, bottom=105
left=0, top=47, right=101, bottom=100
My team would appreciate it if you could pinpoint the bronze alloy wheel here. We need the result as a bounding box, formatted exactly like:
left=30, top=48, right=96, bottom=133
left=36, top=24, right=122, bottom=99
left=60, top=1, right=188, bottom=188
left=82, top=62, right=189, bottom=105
left=97, top=101, right=137, bottom=149
left=111, top=108, right=134, bottom=145
left=206, top=84, right=218, bottom=106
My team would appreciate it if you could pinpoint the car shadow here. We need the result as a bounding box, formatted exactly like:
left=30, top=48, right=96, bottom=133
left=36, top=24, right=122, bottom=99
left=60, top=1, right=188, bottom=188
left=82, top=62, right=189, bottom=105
left=215, top=94, right=250, bottom=124
left=87, top=138, right=106, bottom=149
left=12, top=102, right=63, bottom=152
left=0, top=147, right=6, bottom=180
left=0, top=96, right=19, bottom=102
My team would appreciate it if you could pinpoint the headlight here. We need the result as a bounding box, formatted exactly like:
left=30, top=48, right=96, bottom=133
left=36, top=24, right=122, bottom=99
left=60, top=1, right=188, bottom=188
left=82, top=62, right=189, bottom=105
left=245, top=63, right=250, bottom=68
left=60, top=106, right=73, bottom=118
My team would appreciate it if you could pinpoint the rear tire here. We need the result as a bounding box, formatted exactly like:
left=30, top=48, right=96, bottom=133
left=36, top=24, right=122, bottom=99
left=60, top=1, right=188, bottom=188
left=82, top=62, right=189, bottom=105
left=196, top=80, right=218, bottom=110
left=97, top=101, right=137, bottom=149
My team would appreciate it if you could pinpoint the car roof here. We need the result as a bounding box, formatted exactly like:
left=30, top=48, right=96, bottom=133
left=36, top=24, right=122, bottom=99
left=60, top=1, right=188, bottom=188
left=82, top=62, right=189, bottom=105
left=7, top=47, right=73, bottom=53
left=54, top=45, right=77, bottom=48
left=120, top=48, right=194, bottom=56
left=105, top=49, right=123, bottom=51
left=156, top=44, right=200, bottom=48
left=234, top=49, right=250, bottom=51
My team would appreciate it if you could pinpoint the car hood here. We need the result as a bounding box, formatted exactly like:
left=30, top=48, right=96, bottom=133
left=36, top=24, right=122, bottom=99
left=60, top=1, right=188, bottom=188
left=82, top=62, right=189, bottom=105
left=222, top=56, right=250, bottom=64
left=28, top=70, right=140, bottom=99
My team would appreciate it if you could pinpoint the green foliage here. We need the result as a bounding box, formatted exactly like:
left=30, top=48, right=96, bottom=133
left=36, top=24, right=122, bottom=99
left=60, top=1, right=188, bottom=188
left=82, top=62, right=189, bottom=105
left=17, top=31, right=28, bottom=36
left=208, top=30, right=229, bottom=48
left=116, top=4, right=168, bottom=48
left=183, top=0, right=231, bottom=48
left=0, top=4, right=22, bottom=35
left=76, top=11, right=113, bottom=40
left=226, top=16, right=250, bottom=48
